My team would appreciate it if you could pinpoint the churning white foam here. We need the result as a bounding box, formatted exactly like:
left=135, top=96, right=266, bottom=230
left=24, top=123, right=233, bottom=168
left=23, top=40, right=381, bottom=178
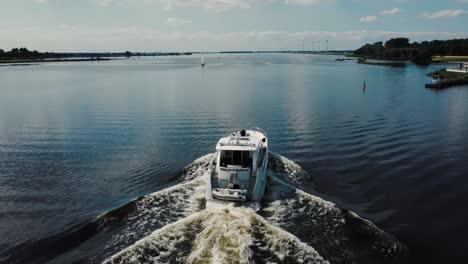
left=105, top=202, right=328, bottom=264
left=96, top=154, right=213, bottom=259
left=101, top=152, right=407, bottom=264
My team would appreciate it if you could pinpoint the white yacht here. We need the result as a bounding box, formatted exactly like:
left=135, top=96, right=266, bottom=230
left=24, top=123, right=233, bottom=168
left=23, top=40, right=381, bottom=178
left=206, top=129, right=268, bottom=202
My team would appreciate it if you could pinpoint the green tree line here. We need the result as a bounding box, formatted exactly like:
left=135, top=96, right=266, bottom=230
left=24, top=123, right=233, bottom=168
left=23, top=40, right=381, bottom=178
left=0, top=48, right=192, bottom=60
left=354, top=38, right=468, bottom=65
left=0, top=47, right=65, bottom=60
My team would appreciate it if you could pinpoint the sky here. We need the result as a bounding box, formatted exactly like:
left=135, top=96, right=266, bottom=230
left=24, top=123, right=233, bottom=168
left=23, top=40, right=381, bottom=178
left=1, top=0, right=468, bottom=52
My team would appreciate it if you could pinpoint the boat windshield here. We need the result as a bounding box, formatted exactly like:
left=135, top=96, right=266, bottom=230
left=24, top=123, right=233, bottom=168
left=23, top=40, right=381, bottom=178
left=220, top=150, right=253, bottom=169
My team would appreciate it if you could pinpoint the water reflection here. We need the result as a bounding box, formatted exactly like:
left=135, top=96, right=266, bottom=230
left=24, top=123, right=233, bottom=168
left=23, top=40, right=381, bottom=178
left=0, top=54, right=467, bottom=263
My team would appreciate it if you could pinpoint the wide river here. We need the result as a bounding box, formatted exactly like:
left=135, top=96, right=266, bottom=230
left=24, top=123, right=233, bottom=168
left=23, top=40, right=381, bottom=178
left=0, top=54, right=467, bottom=263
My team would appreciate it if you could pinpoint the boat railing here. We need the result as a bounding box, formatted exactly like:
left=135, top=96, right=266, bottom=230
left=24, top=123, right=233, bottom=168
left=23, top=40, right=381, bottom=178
left=219, top=141, right=257, bottom=147
left=227, top=127, right=268, bottom=138
left=250, top=127, right=268, bottom=138
left=219, top=167, right=250, bottom=172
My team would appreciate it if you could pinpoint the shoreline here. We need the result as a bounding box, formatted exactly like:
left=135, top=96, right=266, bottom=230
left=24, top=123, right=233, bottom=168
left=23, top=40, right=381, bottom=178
left=350, top=55, right=468, bottom=65
left=427, top=69, right=468, bottom=89
left=0, top=58, right=112, bottom=64
left=0, top=53, right=195, bottom=65
left=356, top=58, right=406, bottom=67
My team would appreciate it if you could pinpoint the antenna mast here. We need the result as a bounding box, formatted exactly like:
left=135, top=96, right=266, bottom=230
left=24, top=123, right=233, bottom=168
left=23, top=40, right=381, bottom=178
left=326, top=40, right=328, bottom=55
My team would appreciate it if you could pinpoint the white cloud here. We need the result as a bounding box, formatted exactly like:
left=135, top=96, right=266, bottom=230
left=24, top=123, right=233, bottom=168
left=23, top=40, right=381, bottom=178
left=94, top=0, right=276, bottom=10
left=360, top=16, right=379, bottom=23
left=166, top=17, right=193, bottom=26
left=159, top=0, right=266, bottom=10
left=380, top=8, right=401, bottom=16
left=96, top=0, right=125, bottom=6
left=285, top=0, right=332, bottom=6
left=33, top=0, right=48, bottom=3
left=423, top=9, right=467, bottom=19
left=2, top=25, right=467, bottom=52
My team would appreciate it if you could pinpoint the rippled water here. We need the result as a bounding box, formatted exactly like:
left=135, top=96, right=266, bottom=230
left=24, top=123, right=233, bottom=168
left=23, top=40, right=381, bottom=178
left=0, top=54, right=467, bottom=263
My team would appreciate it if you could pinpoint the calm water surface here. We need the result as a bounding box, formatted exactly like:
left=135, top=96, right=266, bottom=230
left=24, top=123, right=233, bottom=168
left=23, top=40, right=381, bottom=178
left=0, top=54, right=467, bottom=263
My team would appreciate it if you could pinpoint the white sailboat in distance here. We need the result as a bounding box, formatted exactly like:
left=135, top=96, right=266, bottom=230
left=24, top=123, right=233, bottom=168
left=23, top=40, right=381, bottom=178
left=201, top=55, right=205, bottom=67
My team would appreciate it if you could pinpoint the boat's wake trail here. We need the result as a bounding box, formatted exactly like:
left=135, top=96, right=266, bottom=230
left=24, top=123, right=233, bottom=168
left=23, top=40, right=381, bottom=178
left=1, top=153, right=409, bottom=264
left=105, top=202, right=328, bottom=264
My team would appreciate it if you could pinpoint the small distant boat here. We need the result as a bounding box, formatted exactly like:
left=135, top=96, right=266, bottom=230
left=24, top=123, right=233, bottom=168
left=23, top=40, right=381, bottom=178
left=206, top=129, right=269, bottom=202
left=425, top=77, right=441, bottom=88
left=201, top=55, right=205, bottom=67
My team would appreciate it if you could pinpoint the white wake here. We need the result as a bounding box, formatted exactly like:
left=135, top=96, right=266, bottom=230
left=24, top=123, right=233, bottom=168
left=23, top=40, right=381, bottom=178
left=100, top=152, right=408, bottom=264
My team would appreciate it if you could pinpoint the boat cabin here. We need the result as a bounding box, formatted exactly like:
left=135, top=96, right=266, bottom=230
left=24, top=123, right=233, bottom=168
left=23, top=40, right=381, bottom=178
left=209, top=129, right=268, bottom=202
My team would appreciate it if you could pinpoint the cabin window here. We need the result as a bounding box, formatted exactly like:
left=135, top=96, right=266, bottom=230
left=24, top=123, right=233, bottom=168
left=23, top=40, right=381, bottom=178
left=220, top=150, right=253, bottom=169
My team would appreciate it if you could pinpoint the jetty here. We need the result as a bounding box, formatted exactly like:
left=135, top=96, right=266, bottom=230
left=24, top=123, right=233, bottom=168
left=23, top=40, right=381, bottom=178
left=427, top=69, right=468, bottom=89
left=446, top=62, right=468, bottom=74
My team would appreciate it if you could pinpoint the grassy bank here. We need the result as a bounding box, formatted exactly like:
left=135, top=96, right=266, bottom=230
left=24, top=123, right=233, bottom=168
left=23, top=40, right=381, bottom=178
left=432, top=56, right=468, bottom=62
left=427, top=69, right=468, bottom=88
left=357, top=58, right=406, bottom=67
left=325, top=52, right=353, bottom=56
left=336, top=58, right=355, bottom=61
left=349, top=55, right=468, bottom=65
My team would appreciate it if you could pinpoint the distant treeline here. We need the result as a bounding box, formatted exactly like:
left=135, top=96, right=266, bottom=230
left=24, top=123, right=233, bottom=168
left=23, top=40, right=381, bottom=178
left=354, top=38, right=468, bottom=64
left=0, top=47, right=192, bottom=60
left=220, top=51, right=254, bottom=54
left=0, top=47, right=60, bottom=60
